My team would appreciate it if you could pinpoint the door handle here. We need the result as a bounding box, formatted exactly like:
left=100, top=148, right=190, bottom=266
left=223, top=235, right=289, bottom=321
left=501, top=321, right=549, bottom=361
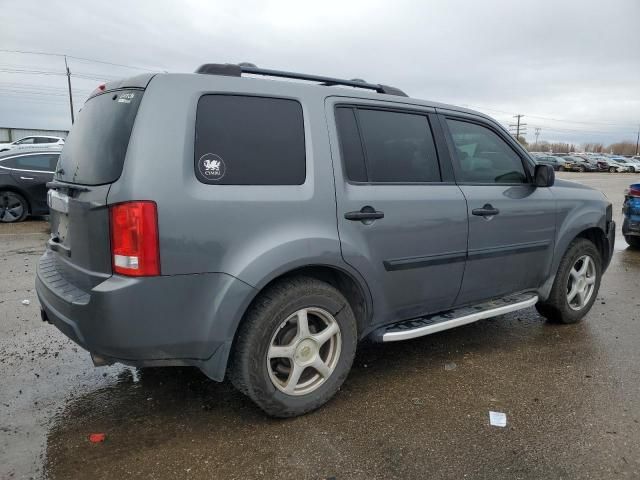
left=344, top=206, right=384, bottom=222
left=20, top=176, right=35, bottom=180
left=472, top=204, right=500, bottom=217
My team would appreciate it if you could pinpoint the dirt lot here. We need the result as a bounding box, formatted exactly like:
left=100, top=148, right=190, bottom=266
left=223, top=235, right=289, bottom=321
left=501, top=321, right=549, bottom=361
left=1, top=173, right=639, bottom=479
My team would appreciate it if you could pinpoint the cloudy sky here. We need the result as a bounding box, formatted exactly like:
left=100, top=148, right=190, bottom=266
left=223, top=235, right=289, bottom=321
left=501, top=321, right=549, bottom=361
left=1, top=0, right=639, bottom=147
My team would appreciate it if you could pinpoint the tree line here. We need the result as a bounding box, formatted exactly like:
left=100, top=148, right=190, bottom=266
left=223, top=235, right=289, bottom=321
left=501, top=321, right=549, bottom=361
left=518, top=137, right=638, bottom=155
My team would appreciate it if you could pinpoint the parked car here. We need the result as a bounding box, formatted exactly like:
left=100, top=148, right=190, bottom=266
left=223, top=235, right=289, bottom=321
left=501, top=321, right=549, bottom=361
left=0, top=150, right=59, bottom=222
left=622, top=183, right=640, bottom=249
left=0, top=136, right=65, bottom=153
left=560, top=156, right=598, bottom=172
left=533, top=154, right=566, bottom=171
left=36, top=64, right=615, bottom=417
left=610, top=157, right=634, bottom=172
left=598, top=156, right=631, bottom=173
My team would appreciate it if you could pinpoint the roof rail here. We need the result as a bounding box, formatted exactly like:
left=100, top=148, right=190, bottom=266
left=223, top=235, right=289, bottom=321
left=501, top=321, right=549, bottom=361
left=194, top=63, right=408, bottom=97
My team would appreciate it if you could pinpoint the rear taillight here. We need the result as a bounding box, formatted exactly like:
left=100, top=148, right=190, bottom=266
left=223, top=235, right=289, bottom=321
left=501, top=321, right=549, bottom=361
left=109, top=201, right=160, bottom=276
left=629, top=186, right=640, bottom=198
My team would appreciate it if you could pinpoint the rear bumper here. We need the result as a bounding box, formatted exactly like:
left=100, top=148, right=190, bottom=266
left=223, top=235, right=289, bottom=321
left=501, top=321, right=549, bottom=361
left=622, top=217, right=640, bottom=237
left=36, top=250, right=256, bottom=380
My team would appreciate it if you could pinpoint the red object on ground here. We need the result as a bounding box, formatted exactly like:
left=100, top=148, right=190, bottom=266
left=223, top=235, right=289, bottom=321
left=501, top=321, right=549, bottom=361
left=88, top=433, right=106, bottom=443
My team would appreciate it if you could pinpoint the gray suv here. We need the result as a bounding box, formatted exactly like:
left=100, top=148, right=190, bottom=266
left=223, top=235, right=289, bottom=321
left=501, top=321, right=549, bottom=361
left=36, top=64, right=615, bottom=417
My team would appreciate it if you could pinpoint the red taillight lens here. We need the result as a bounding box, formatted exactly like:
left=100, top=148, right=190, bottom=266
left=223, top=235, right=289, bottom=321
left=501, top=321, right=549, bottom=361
left=629, top=186, right=640, bottom=197
left=109, top=201, right=160, bottom=276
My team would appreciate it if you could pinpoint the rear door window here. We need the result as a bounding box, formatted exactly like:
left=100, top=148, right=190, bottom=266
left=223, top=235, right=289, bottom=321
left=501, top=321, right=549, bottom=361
left=335, top=106, right=441, bottom=183
left=1, top=154, right=58, bottom=172
left=195, top=95, right=306, bottom=185
left=55, top=90, right=143, bottom=185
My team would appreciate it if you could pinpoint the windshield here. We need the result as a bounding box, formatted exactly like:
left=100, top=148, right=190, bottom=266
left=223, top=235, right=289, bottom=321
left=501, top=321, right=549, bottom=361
left=55, top=89, right=143, bottom=185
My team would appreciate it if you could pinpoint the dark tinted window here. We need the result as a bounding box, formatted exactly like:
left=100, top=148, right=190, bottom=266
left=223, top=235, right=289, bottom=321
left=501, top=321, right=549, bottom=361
left=195, top=95, right=305, bottom=185
left=16, top=137, right=35, bottom=145
left=335, top=107, right=367, bottom=182
left=35, top=137, right=52, bottom=144
left=56, top=90, right=143, bottom=185
left=357, top=109, right=440, bottom=182
left=2, top=154, right=58, bottom=172
left=447, top=119, right=527, bottom=184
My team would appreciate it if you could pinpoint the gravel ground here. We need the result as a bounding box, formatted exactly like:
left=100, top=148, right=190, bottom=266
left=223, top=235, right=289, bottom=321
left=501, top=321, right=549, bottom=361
left=1, top=173, right=639, bottom=479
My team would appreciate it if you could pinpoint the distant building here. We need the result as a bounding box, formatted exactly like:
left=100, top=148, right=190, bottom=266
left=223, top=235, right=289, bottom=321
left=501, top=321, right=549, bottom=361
left=0, top=127, right=69, bottom=143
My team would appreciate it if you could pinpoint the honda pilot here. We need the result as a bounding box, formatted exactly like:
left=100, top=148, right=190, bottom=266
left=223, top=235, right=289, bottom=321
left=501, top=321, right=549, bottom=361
left=37, top=64, right=615, bottom=417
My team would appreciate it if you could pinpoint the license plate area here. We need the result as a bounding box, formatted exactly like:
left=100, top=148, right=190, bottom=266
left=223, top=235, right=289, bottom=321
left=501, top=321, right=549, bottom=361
left=48, top=189, right=70, bottom=244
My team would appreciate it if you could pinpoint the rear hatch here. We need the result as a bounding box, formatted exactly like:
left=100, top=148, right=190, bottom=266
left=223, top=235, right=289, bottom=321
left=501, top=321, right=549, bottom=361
left=46, top=76, right=152, bottom=289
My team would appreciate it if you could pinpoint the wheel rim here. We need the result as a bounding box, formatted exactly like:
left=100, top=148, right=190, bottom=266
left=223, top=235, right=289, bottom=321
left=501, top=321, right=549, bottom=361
left=0, top=192, right=25, bottom=223
left=566, top=255, right=596, bottom=311
left=266, top=307, right=342, bottom=396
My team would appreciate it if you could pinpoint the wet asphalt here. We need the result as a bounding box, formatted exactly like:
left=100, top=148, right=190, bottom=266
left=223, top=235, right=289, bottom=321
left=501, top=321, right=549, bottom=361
left=1, top=172, right=639, bottom=479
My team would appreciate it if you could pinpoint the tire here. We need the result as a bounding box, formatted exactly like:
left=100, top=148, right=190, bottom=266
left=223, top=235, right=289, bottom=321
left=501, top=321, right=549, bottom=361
left=558, top=166, right=565, bottom=172
left=0, top=190, right=28, bottom=223
left=609, top=167, right=616, bottom=173
left=228, top=276, right=357, bottom=417
left=536, top=238, right=602, bottom=324
left=625, top=235, right=640, bottom=249
left=577, top=166, right=585, bottom=172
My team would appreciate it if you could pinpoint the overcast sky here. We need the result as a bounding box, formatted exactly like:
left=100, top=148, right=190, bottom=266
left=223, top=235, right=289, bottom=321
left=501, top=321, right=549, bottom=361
left=1, top=0, right=639, bottom=146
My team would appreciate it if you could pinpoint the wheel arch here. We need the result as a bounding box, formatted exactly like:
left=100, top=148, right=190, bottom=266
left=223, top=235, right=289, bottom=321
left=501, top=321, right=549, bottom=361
left=539, top=224, right=609, bottom=301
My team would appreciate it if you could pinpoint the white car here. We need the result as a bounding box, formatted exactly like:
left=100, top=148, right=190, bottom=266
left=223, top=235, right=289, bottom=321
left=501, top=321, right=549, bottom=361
left=0, top=136, right=65, bottom=153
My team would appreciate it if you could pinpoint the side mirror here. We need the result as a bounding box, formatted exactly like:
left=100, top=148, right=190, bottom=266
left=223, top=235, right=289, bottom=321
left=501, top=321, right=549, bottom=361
left=534, top=164, right=555, bottom=187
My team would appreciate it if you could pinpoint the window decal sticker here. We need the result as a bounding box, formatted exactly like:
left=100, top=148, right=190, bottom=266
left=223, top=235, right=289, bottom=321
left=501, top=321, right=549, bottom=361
left=198, top=153, right=226, bottom=181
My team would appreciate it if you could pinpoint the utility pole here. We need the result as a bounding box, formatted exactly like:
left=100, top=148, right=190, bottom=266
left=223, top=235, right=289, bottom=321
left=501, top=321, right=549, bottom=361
left=636, top=124, right=639, bottom=156
left=64, top=55, right=74, bottom=124
left=508, top=114, right=527, bottom=144
left=534, top=127, right=541, bottom=149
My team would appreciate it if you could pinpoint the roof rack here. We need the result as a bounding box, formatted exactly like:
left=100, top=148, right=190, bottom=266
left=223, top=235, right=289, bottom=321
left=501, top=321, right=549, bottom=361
left=194, top=63, right=408, bottom=97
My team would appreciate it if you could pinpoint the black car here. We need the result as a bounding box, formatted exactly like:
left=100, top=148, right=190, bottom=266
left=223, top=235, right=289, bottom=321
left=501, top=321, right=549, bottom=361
left=0, top=150, right=59, bottom=222
left=533, top=154, right=566, bottom=171
left=561, top=156, right=599, bottom=172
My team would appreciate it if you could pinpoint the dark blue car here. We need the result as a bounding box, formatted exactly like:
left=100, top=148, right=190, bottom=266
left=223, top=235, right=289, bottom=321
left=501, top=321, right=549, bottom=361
left=622, top=183, right=640, bottom=249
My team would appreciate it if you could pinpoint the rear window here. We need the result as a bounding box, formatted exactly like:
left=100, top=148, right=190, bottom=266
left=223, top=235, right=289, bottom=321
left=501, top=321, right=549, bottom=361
left=194, top=95, right=306, bottom=185
left=56, top=90, right=143, bottom=185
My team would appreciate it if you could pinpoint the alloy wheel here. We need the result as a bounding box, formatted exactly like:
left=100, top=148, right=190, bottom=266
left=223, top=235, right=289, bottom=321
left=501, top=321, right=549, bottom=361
left=566, top=255, right=596, bottom=311
left=0, top=192, right=25, bottom=223
left=267, top=307, right=342, bottom=396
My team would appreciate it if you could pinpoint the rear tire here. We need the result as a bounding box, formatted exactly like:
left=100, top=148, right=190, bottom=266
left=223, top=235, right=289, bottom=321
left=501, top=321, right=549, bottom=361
left=625, top=235, right=640, bottom=249
left=0, top=191, right=28, bottom=223
left=229, top=276, right=357, bottom=417
left=578, top=166, right=585, bottom=172
left=558, top=166, right=565, bottom=172
left=536, top=238, right=602, bottom=324
left=609, top=166, right=616, bottom=173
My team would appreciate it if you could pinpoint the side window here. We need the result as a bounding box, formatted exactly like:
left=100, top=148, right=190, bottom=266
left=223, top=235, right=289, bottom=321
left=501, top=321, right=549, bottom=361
left=335, top=107, right=441, bottom=183
left=35, top=137, right=53, bottom=144
left=1, top=154, right=58, bottom=172
left=195, top=95, right=306, bottom=185
left=15, top=137, right=35, bottom=145
left=446, top=119, right=527, bottom=184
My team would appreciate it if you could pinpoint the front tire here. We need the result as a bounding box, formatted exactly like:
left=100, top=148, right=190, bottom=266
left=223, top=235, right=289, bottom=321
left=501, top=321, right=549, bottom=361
left=229, top=276, right=357, bottom=417
left=609, top=166, right=616, bottom=173
left=536, top=238, right=602, bottom=324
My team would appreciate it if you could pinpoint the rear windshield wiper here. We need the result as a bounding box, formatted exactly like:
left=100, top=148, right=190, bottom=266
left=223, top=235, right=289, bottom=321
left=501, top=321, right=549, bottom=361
left=46, top=181, right=91, bottom=192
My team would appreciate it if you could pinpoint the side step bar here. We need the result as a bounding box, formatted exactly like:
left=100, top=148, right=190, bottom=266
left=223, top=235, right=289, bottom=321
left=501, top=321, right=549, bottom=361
left=379, top=293, right=538, bottom=342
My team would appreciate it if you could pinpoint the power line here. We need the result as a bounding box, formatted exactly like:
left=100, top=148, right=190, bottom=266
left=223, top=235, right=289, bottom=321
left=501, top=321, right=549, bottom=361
left=0, top=49, right=160, bottom=72
left=464, top=103, right=637, bottom=128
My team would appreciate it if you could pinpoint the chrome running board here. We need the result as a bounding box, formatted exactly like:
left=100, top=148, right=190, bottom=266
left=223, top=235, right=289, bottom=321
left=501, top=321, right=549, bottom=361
left=380, top=293, right=538, bottom=342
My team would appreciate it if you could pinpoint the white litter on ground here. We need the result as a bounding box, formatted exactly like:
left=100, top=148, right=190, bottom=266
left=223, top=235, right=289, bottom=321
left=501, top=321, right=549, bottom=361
left=489, top=411, right=507, bottom=427
left=21, top=299, right=30, bottom=306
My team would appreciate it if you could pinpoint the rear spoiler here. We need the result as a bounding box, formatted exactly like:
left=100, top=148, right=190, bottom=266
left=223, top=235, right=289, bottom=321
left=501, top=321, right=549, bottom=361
left=88, top=73, right=157, bottom=99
